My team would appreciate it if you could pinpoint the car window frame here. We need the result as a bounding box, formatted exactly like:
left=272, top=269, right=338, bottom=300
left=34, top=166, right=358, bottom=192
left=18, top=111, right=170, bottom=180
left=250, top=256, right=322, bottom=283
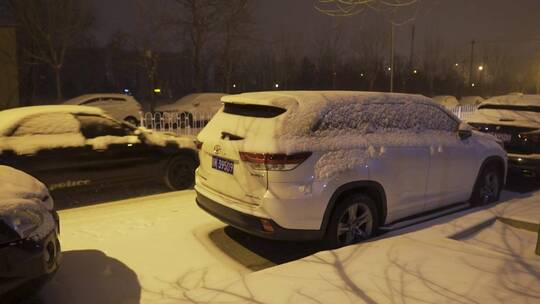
left=76, top=113, right=134, bottom=139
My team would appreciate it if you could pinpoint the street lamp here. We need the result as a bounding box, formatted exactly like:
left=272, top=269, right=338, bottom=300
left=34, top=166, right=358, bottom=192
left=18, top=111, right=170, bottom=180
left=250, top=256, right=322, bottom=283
left=274, top=83, right=279, bottom=89
left=478, top=65, right=484, bottom=71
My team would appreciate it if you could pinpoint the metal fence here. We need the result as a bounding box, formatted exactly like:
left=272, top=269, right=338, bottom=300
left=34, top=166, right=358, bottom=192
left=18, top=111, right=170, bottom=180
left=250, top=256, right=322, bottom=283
left=449, top=105, right=478, bottom=120
left=140, top=111, right=215, bottom=137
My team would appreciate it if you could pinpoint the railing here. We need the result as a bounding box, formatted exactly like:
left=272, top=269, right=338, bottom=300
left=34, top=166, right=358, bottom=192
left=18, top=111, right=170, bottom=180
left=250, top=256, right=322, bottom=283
left=448, top=104, right=478, bottom=120
left=140, top=111, right=216, bottom=137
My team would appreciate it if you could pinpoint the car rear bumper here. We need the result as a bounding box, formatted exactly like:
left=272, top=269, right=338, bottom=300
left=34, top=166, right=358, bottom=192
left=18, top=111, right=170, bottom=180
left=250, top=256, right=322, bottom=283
left=196, top=191, right=324, bottom=241
left=0, top=231, right=62, bottom=298
left=508, top=154, right=540, bottom=178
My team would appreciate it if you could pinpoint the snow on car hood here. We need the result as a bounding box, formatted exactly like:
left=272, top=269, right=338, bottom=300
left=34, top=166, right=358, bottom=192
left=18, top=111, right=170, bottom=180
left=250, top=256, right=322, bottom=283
left=465, top=108, right=540, bottom=129
left=0, top=166, right=55, bottom=240
left=0, top=165, right=53, bottom=210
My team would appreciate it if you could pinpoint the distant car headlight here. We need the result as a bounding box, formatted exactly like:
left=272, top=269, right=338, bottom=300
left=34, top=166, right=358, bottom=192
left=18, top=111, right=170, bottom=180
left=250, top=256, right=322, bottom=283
left=3, top=208, right=44, bottom=239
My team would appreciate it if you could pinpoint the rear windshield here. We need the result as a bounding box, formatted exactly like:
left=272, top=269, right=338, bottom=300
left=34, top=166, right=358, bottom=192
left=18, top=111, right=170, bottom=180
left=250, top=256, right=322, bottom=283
left=223, top=103, right=286, bottom=118
left=478, top=104, right=540, bottom=113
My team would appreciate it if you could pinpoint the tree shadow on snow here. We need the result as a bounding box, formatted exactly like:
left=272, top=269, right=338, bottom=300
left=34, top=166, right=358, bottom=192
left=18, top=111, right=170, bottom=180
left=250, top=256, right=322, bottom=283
left=38, top=250, right=141, bottom=304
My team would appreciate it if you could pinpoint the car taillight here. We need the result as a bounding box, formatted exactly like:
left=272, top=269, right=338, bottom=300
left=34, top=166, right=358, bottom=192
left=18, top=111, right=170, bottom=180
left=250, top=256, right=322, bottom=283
left=518, top=131, right=540, bottom=144
left=239, top=152, right=312, bottom=171
left=195, top=140, right=203, bottom=150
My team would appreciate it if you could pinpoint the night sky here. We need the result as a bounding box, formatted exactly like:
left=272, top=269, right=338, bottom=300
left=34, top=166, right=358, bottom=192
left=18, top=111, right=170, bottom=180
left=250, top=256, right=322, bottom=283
left=91, top=0, right=540, bottom=55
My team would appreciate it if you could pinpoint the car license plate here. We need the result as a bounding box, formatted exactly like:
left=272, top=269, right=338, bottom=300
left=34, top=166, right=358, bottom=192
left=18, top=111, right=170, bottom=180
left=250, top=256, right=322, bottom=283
left=212, top=156, right=234, bottom=174
left=489, top=132, right=512, bottom=143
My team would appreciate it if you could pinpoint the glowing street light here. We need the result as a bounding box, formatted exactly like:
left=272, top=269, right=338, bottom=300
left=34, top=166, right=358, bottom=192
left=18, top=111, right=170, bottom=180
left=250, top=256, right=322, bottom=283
left=153, top=88, right=161, bottom=93
left=455, top=63, right=459, bottom=67
left=274, top=83, right=279, bottom=88
left=478, top=65, right=484, bottom=71
left=387, top=67, right=392, bottom=71
left=233, top=84, right=237, bottom=88
left=471, top=83, right=476, bottom=87
left=413, top=69, right=418, bottom=74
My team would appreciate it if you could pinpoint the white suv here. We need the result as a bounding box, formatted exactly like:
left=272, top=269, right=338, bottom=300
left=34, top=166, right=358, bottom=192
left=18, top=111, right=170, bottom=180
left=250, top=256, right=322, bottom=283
left=195, top=91, right=507, bottom=248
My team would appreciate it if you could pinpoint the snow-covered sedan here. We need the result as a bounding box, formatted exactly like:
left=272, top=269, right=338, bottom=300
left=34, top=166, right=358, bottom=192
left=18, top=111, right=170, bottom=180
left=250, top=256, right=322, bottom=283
left=195, top=91, right=507, bottom=248
left=0, top=165, right=60, bottom=302
left=63, top=93, right=143, bottom=126
left=466, top=94, right=540, bottom=178
left=0, top=105, right=199, bottom=192
left=155, top=93, right=228, bottom=128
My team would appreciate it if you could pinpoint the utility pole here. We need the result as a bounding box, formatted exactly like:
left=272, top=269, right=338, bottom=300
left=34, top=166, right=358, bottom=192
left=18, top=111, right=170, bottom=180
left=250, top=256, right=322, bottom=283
left=390, top=23, right=395, bottom=92
left=468, top=40, right=476, bottom=87
left=409, top=24, right=415, bottom=70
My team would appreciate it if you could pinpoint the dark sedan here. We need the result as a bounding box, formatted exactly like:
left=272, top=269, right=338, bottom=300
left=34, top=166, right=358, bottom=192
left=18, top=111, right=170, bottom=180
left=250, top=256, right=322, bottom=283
left=0, top=166, right=61, bottom=303
left=0, top=105, right=199, bottom=193
left=466, top=94, right=540, bottom=178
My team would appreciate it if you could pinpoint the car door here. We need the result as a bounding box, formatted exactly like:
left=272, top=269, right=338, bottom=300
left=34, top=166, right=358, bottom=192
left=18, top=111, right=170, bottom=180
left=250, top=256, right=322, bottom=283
left=0, top=112, right=99, bottom=191
left=365, top=102, right=431, bottom=222
left=422, top=104, right=478, bottom=210
left=76, top=114, right=166, bottom=184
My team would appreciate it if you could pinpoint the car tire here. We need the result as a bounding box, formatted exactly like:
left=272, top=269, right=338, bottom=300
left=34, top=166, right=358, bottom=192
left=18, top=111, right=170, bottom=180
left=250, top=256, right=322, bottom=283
left=125, top=116, right=139, bottom=126
left=324, top=193, right=379, bottom=249
left=470, top=163, right=502, bottom=206
left=164, top=155, right=196, bottom=190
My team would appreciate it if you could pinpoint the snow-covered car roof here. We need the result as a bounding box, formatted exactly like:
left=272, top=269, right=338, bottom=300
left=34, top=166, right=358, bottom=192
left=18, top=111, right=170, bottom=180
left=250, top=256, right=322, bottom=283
left=156, top=93, right=227, bottom=112
left=63, top=93, right=136, bottom=105
left=479, top=94, right=540, bottom=107
left=465, top=94, right=540, bottom=128
left=221, top=90, right=440, bottom=110
left=0, top=105, right=104, bottom=136
left=432, top=95, right=459, bottom=108
left=459, top=96, right=484, bottom=106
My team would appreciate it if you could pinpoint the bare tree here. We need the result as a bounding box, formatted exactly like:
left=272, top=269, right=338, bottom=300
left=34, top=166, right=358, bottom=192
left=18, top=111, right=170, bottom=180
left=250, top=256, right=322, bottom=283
left=314, top=0, right=422, bottom=92
left=422, top=35, right=444, bottom=95
left=353, top=27, right=388, bottom=90
left=9, top=0, right=93, bottom=101
left=172, top=0, right=220, bottom=92
left=216, top=0, right=253, bottom=93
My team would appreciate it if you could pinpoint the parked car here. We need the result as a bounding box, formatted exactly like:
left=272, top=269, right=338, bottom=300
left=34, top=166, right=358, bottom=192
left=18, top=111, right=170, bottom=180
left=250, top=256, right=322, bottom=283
left=432, top=95, right=460, bottom=108
left=63, top=94, right=142, bottom=126
left=0, top=165, right=61, bottom=302
left=0, top=105, right=199, bottom=192
left=155, top=93, right=228, bottom=128
left=195, top=91, right=507, bottom=248
left=459, top=96, right=485, bottom=106
left=466, top=94, right=540, bottom=178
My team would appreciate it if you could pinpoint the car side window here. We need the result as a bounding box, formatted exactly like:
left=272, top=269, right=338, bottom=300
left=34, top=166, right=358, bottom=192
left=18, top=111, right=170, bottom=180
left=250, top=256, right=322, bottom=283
left=77, top=115, right=130, bottom=139
left=12, top=113, right=80, bottom=136
left=81, top=98, right=101, bottom=106
left=312, top=102, right=417, bottom=134
left=416, top=104, right=459, bottom=132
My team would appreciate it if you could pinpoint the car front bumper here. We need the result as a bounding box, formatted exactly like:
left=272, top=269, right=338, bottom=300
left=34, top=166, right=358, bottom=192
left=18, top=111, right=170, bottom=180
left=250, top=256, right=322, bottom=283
left=196, top=191, right=324, bottom=241
left=0, top=230, right=62, bottom=299
left=508, top=154, right=540, bottom=178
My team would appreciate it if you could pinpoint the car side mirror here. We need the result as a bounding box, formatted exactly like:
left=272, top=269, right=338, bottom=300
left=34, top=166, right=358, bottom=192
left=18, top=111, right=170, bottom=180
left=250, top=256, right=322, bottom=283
left=458, top=122, right=473, bottom=140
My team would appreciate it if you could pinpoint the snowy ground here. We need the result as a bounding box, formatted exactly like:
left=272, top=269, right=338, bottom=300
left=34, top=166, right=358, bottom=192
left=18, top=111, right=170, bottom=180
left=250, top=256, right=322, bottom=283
left=37, top=183, right=539, bottom=304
